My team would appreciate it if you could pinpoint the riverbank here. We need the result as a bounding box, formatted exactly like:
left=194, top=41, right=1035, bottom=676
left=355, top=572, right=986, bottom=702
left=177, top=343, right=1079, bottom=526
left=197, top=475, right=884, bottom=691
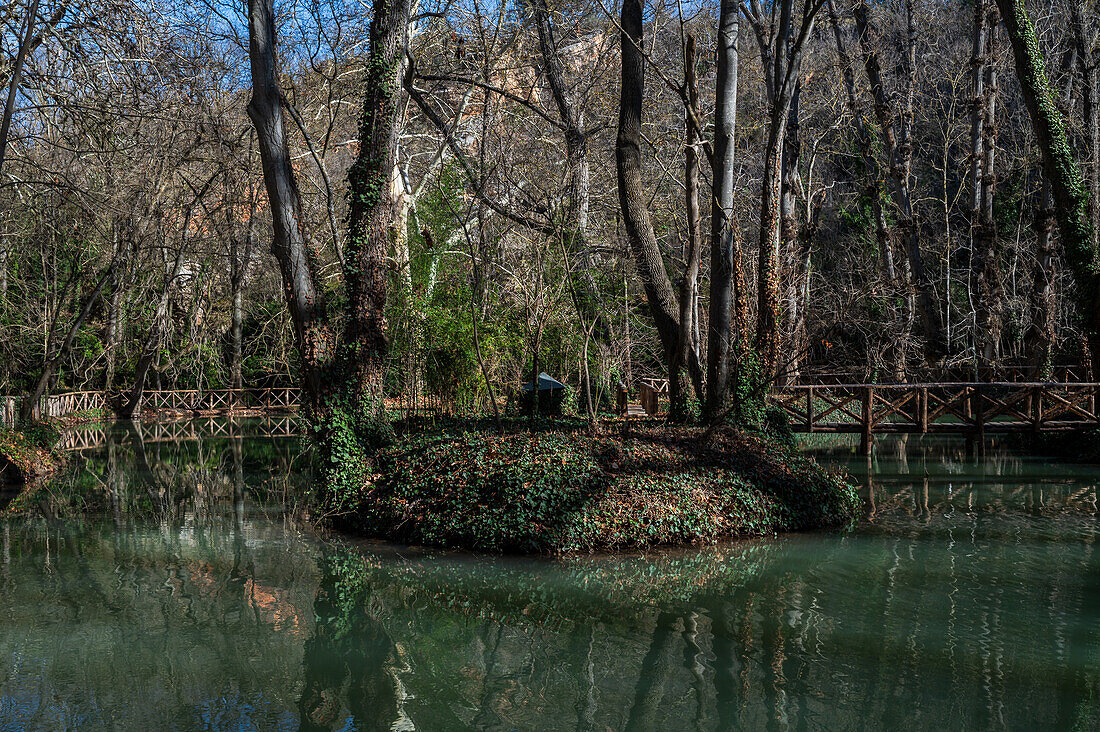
left=317, top=420, right=861, bottom=553
left=0, top=422, right=65, bottom=484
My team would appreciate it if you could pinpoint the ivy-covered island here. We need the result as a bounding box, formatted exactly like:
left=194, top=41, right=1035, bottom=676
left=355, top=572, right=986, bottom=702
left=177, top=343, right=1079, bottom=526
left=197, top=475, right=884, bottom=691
left=305, top=416, right=860, bottom=554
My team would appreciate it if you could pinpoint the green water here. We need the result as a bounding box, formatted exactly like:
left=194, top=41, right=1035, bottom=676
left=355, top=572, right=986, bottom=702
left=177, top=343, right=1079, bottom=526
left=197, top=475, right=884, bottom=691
left=1, top=422, right=1098, bottom=730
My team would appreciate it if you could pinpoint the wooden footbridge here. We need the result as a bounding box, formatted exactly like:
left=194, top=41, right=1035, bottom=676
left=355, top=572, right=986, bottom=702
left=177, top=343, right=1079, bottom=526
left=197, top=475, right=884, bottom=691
left=6, top=376, right=1100, bottom=456
left=770, top=382, right=1100, bottom=453
left=37, top=387, right=302, bottom=420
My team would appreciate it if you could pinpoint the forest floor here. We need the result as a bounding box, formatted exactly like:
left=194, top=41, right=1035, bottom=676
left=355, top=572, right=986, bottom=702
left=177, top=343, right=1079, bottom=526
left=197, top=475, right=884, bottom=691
left=323, top=418, right=862, bottom=553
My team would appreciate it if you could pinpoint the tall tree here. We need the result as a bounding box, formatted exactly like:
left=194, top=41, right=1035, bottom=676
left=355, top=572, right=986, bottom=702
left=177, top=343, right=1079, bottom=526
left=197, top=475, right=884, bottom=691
left=743, top=0, right=825, bottom=379
left=853, top=0, right=947, bottom=363
left=245, top=0, right=333, bottom=411
left=340, top=0, right=413, bottom=438
left=968, top=0, right=1002, bottom=366
left=996, top=0, right=1100, bottom=377
left=705, top=0, right=743, bottom=418
left=616, top=0, right=699, bottom=405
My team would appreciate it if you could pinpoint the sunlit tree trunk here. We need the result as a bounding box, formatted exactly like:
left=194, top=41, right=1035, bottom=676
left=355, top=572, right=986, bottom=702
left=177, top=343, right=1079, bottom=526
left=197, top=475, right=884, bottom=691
left=706, top=0, right=742, bottom=419
left=245, top=0, right=333, bottom=412
left=616, top=0, right=698, bottom=397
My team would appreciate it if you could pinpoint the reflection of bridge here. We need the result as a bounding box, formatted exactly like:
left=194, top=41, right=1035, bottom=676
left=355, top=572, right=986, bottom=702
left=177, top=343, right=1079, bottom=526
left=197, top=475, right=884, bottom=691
left=770, top=382, right=1100, bottom=453
left=1, top=388, right=302, bottom=427
left=56, top=415, right=300, bottom=452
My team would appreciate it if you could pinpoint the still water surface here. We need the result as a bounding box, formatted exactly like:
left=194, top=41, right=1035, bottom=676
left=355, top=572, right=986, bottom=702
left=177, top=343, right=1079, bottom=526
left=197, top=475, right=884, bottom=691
left=0, top=421, right=1098, bottom=730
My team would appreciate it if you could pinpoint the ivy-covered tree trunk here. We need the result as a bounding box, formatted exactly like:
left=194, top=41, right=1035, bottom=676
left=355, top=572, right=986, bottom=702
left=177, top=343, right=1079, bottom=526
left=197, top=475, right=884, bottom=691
left=342, top=0, right=413, bottom=441
left=995, top=0, right=1100, bottom=378
left=744, top=0, right=820, bottom=382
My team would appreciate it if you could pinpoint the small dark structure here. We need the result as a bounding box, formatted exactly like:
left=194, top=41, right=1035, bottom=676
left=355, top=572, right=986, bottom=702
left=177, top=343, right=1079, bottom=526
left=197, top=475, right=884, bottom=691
left=519, top=372, right=567, bottom=415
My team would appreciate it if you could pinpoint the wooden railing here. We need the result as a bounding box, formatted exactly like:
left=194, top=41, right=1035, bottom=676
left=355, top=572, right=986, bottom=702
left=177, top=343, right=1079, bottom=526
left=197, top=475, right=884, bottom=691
left=637, top=378, right=669, bottom=416
left=0, top=388, right=302, bottom=427
left=770, top=382, right=1100, bottom=452
left=137, top=388, right=302, bottom=414
left=796, top=365, right=1090, bottom=385
left=42, top=391, right=107, bottom=419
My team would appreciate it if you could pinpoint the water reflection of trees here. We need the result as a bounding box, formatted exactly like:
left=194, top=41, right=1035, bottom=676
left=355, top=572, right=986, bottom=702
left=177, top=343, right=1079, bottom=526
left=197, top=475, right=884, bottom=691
left=0, top=423, right=318, bottom=729
left=299, top=441, right=1100, bottom=731
left=2, top=426, right=1099, bottom=730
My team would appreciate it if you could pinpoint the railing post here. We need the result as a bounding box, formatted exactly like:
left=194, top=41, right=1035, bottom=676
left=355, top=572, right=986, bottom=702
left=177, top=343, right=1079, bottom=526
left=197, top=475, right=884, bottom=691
left=1031, top=385, right=1041, bottom=432
left=860, top=386, right=874, bottom=456
left=919, top=386, right=928, bottom=433
left=806, top=386, right=814, bottom=432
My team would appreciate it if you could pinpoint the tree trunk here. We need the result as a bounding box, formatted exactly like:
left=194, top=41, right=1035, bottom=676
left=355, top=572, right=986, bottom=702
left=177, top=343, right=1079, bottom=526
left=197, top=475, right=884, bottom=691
left=1030, top=177, right=1056, bottom=378
left=246, top=0, right=333, bottom=412
left=827, top=0, right=901, bottom=370
left=1071, top=0, right=1099, bottom=252
left=780, top=83, right=804, bottom=382
left=756, top=108, right=788, bottom=376
left=616, top=0, right=691, bottom=386
left=0, top=233, right=7, bottom=305
left=230, top=244, right=247, bottom=392
left=996, top=0, right=1100, bottom=378
left=705, top=0, right=742, bottom=419
left=0, top=0, right=39, bottom=179
left=751, top=2, right=818, bottom=379
left=854, top=0, right=947, bottom=361
left=970, top=0, right=1001, bottom=367
left=671, top=33, right=703, bottom=421
left=104, top=229, right=130, bottom=392
left=341, top=0, right=412, bottom=438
